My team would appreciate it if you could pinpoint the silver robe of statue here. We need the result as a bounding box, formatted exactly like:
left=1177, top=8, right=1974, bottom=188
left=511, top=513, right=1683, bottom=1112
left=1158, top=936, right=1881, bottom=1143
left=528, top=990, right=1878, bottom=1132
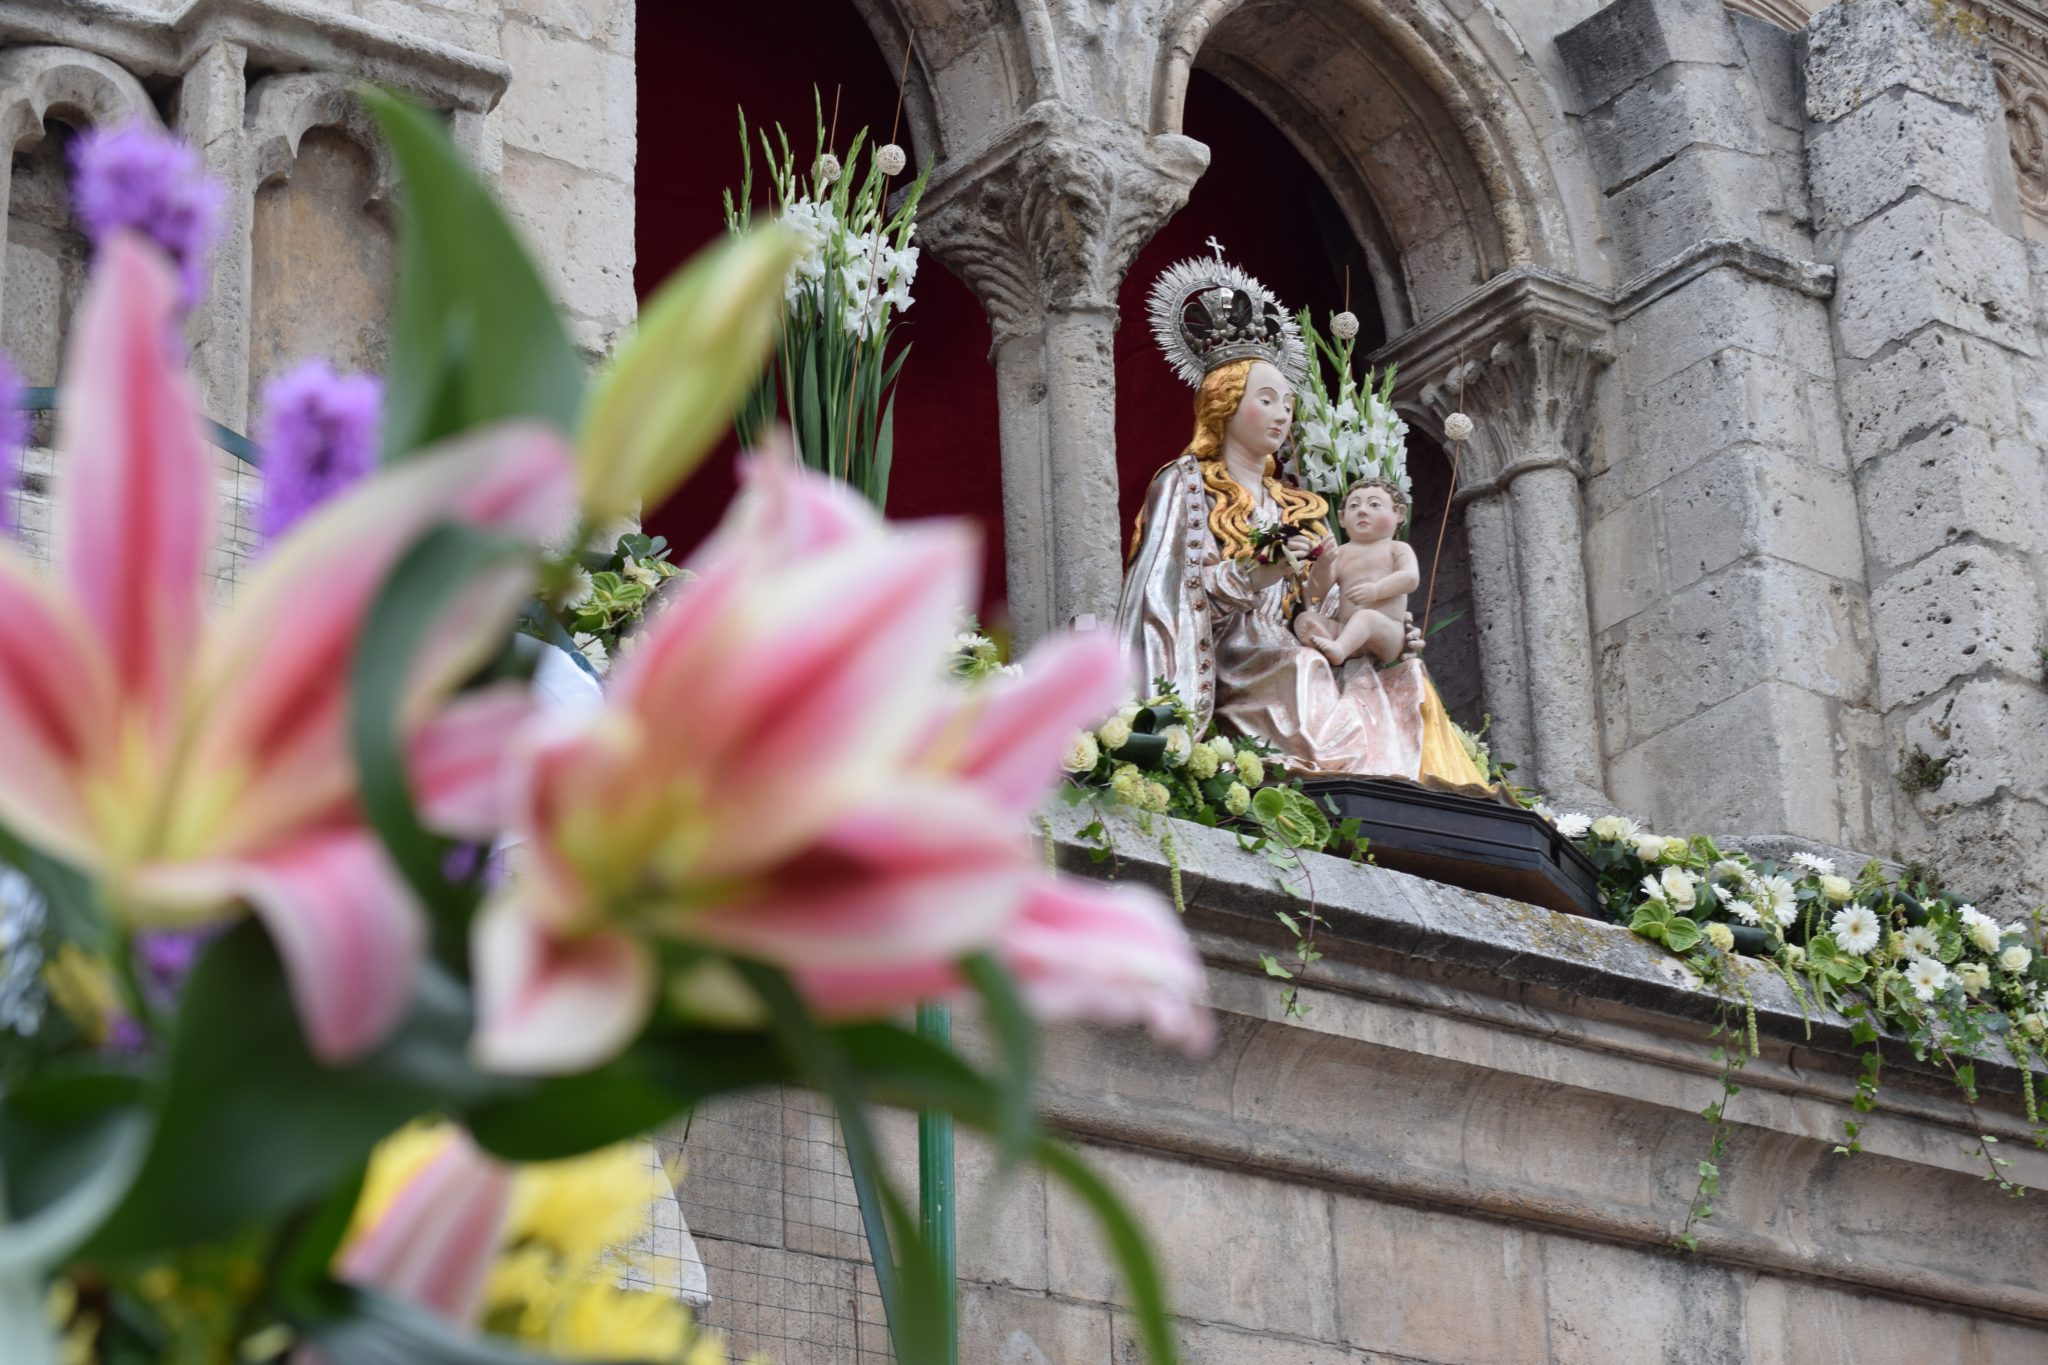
left=1116, top=454, right=1430, bottom=777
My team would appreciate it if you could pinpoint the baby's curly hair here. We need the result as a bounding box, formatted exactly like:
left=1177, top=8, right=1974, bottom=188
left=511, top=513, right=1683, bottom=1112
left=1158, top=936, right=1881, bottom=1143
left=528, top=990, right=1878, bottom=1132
left=1343, top=475, right=1411, bottom=526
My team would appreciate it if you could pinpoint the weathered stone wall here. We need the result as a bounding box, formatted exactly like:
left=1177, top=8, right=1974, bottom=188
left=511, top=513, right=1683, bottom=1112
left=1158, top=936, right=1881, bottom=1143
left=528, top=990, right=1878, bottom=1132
left=0, top=0, right=637, bottom=586
left=677, top=808, right=2048, bottom=1363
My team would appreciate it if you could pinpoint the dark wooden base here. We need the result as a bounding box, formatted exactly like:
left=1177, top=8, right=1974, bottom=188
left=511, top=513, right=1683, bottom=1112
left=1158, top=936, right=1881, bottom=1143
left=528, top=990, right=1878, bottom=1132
left=1303, top=777, right=1602, bottom=919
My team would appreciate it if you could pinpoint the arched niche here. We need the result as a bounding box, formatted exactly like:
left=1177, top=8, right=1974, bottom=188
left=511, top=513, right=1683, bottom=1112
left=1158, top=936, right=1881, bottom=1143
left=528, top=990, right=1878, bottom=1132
left=0, top=47, right=159, bottom=386
left=246, top=73, right=398, bottom=404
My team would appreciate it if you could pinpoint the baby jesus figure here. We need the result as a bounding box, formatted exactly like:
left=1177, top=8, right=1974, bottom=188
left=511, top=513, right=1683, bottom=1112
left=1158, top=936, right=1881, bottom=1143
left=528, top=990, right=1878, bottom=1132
left=1294, top=478, right=1419, bottom=667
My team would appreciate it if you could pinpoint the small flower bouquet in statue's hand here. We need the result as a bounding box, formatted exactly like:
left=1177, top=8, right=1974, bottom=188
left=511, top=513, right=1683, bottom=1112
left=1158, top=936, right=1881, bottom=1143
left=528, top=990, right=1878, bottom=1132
left=0, top=95, right=1202, bottom=1365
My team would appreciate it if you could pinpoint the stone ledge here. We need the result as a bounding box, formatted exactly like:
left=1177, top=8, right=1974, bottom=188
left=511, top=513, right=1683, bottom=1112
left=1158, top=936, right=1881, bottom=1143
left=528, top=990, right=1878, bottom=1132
left=0, top=0, right=511, bottom=112
left=1039, top=799, right=2037, bottom=1108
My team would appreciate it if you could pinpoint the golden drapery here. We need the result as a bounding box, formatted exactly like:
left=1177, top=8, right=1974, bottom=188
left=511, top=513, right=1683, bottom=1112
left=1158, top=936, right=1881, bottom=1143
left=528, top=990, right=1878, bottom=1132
left=1115, top=454, right=1491, bottom=791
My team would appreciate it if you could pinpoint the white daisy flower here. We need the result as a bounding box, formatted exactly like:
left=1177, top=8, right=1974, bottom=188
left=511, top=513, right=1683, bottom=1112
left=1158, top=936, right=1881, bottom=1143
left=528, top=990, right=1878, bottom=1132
left=1727, top=899, right=1761, bottom=927
left=1830, top=903, right=1882, bottom=956
left=1759, top=875, right=1798, bottom=926
left=1900, top=925, right=1940, bottom=958
left=1553, top=812, right=1592, bottom=840
left=1906, top=956, right=1951, bottom=1002
left=1791, top=852, right=1837, bottom=877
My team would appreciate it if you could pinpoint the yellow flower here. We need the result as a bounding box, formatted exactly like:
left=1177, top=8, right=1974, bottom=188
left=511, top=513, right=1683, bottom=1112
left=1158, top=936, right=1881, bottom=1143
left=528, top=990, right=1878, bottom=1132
left=1704, top=923, right=1735, bottom=952
left=42, top=944, right=122, bottom=1045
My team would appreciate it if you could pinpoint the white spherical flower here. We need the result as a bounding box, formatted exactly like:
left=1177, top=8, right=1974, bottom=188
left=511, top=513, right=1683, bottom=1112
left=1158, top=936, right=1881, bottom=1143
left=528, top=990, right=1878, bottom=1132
left=1061, top=731, right=1101, bottom=774
left=1818, top=874, right=1854, bottom=904
left=1442, top=411, right=1475, bottom=443
left=1906, top=956, right=1951, bottom=1002
left=1330, top=310, right=1360, bottom=341
left=1161, top=724, right=1194, bottom=768
left=1096, top=716, right=1134, bottom=751
left=1830, top=903, right=1882, bottom=956
left=1728, top=898, right=1761, bottom=927
left=813, top=152, right=842, bottom=185
left=1590, top=815, right=1640, bottom=843
left=876, top=143, right=907, bottom=177
left=1791, top=852, right=1837, bottom=877
left=1957, top=961, right=1992, bottom=996
left=1900, top=924, right=1941, bottom=959
left=2000, top=944, right=2033, bottom=974
left=1553, top=812, right=1592, bottom=840
left=1759, top=875, right=1798, bottom=926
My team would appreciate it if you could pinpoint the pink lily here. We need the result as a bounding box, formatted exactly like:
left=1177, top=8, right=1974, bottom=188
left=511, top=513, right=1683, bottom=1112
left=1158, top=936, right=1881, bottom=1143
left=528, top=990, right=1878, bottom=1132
left=472, top=453, right=1210, bottom=1073
left=0, top=234, right=573, bottom=1061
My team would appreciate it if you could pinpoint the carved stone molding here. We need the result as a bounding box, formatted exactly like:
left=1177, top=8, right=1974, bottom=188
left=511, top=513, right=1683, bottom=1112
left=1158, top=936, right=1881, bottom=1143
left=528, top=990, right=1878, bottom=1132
left=0, top=44, right=156, bottom=150
left=1370, top=267, right=1614, bottom=496
left=247, top=72, right=397, bottom=208
left=0, top=0, right=509, bottom=113
left=1975, top=0, right=2048, bottom=220
left=918, top=100, right=1208, bottom=349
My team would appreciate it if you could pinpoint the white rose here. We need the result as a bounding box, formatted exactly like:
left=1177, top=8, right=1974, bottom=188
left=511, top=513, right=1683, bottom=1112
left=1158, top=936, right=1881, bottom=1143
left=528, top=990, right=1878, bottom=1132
left=1095, top=716, right=1133, bottom=750
left=2023, top=1013, right=2047, bottom=1038
left=2000, top=944, right=2033, bottom=975
left=1161, top=725, right=1193, bottom=768
left=1634, top=835, right=1669, bottom=861
left=1061, top=731, right=1100, bottom=774
left=1818, top=875, right=1853, bottom=904
left=1659, top=866, right=1697, bottom=911
left=1591, top=815, right=1640, bottom=843
left=1957, top=962, right=1991, bottom=996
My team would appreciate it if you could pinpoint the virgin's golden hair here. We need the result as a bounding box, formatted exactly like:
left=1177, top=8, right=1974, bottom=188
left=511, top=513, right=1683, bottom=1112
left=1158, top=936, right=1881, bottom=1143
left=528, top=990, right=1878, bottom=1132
left=1187, top=359, right=1329, bottom=560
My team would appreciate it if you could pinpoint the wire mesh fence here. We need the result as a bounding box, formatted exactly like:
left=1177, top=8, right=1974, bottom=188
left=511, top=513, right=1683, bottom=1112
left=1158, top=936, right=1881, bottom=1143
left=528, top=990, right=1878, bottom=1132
left=656, top=1087, right=893, bottom=1364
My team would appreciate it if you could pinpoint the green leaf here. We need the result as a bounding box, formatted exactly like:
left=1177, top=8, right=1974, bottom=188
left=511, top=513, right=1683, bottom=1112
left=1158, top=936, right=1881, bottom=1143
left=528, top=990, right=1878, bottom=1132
left=0, top=1075, right=149, bottom=1275
left=86, top=924, right=511, bottom=1256
left=961, top=953, right=1037, bottom=1163
left=366, top=90, right=583, bottom=459
left=350, top=521, right=532, bottom=965
left=1036, top=1140, right=1179, bottom=1365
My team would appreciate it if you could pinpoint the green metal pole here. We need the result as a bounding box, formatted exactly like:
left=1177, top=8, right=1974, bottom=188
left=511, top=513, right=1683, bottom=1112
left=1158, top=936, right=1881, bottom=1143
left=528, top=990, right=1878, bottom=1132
left=917, top=1000, right=957, bottom=1362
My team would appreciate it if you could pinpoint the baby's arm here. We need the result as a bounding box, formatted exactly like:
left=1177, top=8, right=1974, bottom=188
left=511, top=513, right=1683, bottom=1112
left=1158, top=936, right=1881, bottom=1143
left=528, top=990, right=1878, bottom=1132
left=1364, top=541, right=1421, bottom=602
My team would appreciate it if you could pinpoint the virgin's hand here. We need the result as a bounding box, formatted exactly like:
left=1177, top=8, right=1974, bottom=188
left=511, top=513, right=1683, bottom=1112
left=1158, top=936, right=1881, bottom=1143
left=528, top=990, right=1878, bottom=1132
left=1283, top=533, right=1321, bottom=563
left=1402, top=611, right=1426, bottom=658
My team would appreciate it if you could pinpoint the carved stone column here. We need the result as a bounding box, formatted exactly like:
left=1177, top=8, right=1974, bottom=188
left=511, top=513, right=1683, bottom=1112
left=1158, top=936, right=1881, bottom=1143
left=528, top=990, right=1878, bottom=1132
left=1381, top=269, right=1613, bottom=800
left=919, top=101, right=1206, bottom=644
left=176, top=41, right=251, bottom=432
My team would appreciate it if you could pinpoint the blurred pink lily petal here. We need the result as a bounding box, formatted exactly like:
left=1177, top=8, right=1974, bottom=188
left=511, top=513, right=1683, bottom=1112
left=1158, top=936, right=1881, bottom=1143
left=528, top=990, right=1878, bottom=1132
left=0, top=234, right=573, bottom=1061
left=473, top=455, right=1210, bottom=1072
left=336, top=1125, right=512, bottom=1324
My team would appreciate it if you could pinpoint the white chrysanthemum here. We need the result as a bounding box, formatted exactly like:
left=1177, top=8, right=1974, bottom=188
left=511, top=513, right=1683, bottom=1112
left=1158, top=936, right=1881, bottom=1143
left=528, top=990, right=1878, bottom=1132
left=561, top=568, right=596, bottom=608
left=876, top=143, right=907, bottom=177
left=1590, top=815, right=1640, bottom=843
left=1704, top=922, right=1735, bottom=952
left=2000, top=944, right=2033, bottom=974
left=1727, top=898, right=1761, bottom=927
left=1906, top=956, right=1951, bottom=1002
left=1957, top=961, right=1991, bottom=996
left=1638, top=875, right=1668, bottom=905
left=1759, top=875, right=1798, bottom=926
left=1791, top=852, right=1837, bottom=877
left=1061, top=731, right=1100, bottom=774
left=1442, top=411, right=1474, bottom=443
left=1553, top=812, right=1592, bottom=840
left=1161, top=724, right=1193, bottom=768
left=1830, top=903, right=1881, bottom=956
left=1959, top=906, right=2002, bottom=954
left=1900, top=924, right=1940, bottom=959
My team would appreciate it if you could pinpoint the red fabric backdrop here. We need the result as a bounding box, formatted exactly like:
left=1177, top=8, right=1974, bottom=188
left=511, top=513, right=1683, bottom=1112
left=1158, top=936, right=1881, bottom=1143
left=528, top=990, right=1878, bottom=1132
left=636, top=6, right=1385, bottom=629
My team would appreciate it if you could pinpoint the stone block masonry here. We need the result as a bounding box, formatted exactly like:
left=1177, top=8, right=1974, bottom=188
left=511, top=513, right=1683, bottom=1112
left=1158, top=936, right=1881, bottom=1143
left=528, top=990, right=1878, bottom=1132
left=1805, top=0, right=2048, bottom=912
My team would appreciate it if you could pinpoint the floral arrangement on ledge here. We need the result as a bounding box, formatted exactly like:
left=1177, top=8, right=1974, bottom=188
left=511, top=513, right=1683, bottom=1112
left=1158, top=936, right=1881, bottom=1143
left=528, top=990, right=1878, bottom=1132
left=0, top=101, right=1205, bottom=1365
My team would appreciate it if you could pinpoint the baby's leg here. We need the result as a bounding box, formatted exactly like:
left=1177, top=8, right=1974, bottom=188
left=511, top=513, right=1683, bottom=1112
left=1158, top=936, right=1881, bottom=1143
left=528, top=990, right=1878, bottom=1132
left=1316, top=609, right=1377, bottom=663
left=1360, top=605, right=1410, bottom=665
left=1294, top=610, right=1333, bottom=645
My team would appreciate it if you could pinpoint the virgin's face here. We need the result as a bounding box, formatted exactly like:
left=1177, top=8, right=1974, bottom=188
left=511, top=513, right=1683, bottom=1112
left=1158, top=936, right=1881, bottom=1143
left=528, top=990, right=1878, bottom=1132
left=1227, top=361, right=1294, bottom=458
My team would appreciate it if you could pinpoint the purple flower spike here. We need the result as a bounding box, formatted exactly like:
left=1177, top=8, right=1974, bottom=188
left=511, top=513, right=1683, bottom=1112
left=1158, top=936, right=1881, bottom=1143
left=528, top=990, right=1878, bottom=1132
left=0, top=350, right=26, bottom=538
left=68, top=121, right=225, bottom=311
left=257, top=361, right=383, bottom=544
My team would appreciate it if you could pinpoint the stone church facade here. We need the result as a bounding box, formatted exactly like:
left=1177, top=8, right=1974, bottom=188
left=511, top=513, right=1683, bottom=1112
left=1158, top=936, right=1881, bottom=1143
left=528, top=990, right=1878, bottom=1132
left=3, top=0, right=2046, bottom=1361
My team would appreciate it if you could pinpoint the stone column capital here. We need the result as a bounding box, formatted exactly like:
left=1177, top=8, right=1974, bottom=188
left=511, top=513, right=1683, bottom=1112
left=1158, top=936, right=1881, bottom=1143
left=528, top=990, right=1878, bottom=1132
left=1371, top=267, right=1614, bottom=495
left=917, top=101, right=1208, bottom=349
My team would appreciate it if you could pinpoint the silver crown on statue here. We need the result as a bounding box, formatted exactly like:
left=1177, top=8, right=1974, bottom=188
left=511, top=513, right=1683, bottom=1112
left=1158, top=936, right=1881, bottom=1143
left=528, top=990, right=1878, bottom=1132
left=1146, top=238, right=1307, bottom=389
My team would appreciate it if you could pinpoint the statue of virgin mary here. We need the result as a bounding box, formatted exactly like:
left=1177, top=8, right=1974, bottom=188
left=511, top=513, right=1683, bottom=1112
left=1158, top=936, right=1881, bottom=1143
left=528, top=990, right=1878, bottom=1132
left=1115, top=251, right=1486, bottom=787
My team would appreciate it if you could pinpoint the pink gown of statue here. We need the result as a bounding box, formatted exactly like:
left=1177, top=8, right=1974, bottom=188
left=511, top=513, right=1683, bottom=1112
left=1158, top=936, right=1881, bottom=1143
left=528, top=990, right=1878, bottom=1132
left=1115, top=454, right=1433, bottom=777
